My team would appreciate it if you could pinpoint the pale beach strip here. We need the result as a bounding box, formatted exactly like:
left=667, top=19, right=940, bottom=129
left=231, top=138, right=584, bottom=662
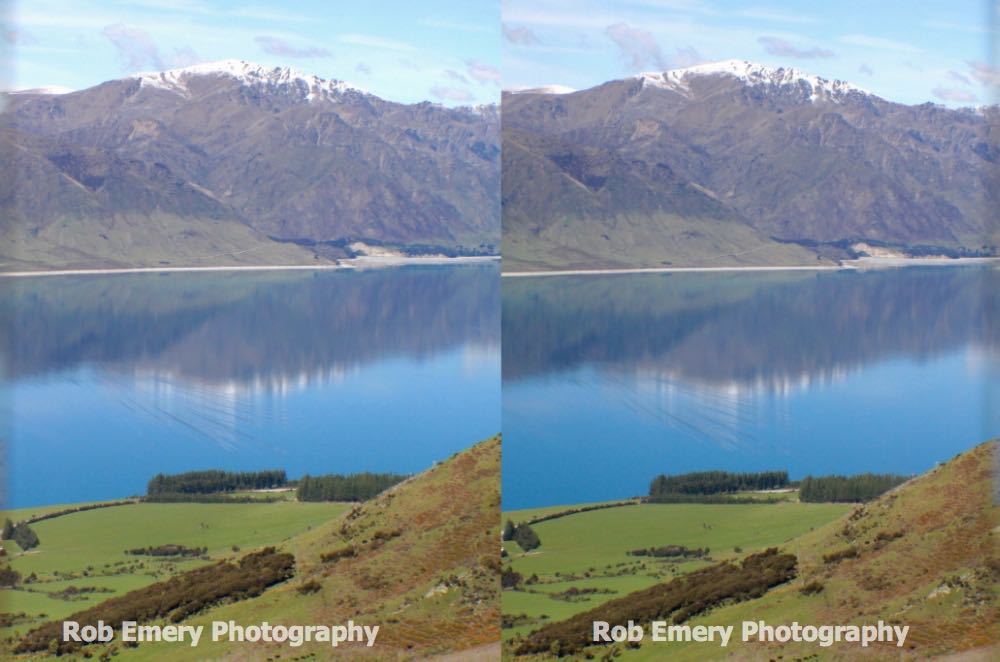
left=0, top=255, right=500, bottom=278
left=502, top=265, right=846, bottom=278
left=843, top=256, right=999, bottom=268
left=346, top=255, right=499, bottom=267
left=0, top=264, right=347, bottom=278
left=503, top=256, right=999, bottom=277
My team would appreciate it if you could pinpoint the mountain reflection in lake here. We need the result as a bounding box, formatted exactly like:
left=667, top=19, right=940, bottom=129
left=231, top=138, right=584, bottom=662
left=502, top=266, right=999, bottom=509
left=2, top=265, right=500, bottom=507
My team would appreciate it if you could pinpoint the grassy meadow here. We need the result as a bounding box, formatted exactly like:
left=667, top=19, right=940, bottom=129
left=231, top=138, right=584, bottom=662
left=0, top=501, right=347, bottom=639
left=501, top=498, right=850, bottom=641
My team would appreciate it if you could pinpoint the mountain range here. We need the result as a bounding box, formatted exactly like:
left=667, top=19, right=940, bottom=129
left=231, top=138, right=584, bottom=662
left=1, top=60, right=500, bottom=270
left=503, top=60, right=999, bottom=271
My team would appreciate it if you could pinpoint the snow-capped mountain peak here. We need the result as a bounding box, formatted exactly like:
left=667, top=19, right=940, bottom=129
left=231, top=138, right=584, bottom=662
left=637, top=59, right=869, bottom=102
left=135, top=59, right=367, bottom=102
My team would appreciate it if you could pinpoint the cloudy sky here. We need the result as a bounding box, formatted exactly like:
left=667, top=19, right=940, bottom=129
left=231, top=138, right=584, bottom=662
left=503, top=0, right=999, bottom=107
left=3, top=0, right=500, bottom=106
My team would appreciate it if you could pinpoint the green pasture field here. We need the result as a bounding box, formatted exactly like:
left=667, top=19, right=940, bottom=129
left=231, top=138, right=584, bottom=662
left=0, top=501, right=348, bottom=637
left=501, top=501, right=849, bottom=641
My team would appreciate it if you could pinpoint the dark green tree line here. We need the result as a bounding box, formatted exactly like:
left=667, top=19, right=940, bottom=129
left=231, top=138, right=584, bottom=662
left=296, top=472, right=407, bottom=502
left=649, top=470, right=788, bottom=497
left=147, top=469, right=287, bottom=495
left=799, top=473, right=909, bottom=502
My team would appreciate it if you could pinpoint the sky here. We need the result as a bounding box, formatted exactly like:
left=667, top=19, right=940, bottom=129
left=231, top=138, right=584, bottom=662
left=1, top=0, right=500, bottom=106
left=503, top=0, right=1000, bottom=107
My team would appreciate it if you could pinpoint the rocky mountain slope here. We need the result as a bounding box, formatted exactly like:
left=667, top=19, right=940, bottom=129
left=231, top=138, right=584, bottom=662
left=2, top=60, right=499, bottom=270
left=503, top=60, right=998, bottom=271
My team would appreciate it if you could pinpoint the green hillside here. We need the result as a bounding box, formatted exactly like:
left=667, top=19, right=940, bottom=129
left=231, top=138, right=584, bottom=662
left=502, top=128, right=825, bottom=273
left=503, top=440, right=999, bottom=660
left=0, top=212, right=329, bottom=272
left=4, top=435, right=501, bottom=661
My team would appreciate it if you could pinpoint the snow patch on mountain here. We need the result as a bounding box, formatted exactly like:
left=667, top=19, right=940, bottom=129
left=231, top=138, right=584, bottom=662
left=507, top=85, right=577, bottom=95
left=638, top=59, right=869, bottom=102
left=135, top=59, right=368, bottom=102
left=8, top=85, right=75, bottom=95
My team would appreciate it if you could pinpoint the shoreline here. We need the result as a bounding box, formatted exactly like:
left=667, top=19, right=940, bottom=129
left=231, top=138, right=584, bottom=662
left=347, top=255, right=499, bottom=267
left=841, top=256, right=999, bottom=268
left=0, top=255, right=499, bottom=278
left=503, top=265, right=845, bottom=277
left=503, top=257, right=999, bottom=277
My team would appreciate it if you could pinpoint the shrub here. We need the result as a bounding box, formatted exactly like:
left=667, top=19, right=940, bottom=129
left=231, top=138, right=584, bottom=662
left=627, top=545, right=708, bottom=559
left=0, top=565, right=21, bottom=587
left=320, top=546, right=356, bottom=563
left=16, top=547, right=294, bottom=654
left=125, top=544, right=206, bottom=557
left=502, top=568, right=523, bottom=589
left=513, top=523, right=541, bottom=551
left=822, top=546, right=859, bottom=564
left=502, top=519, right=516, bottom=541
left=799, top=580, right=825, bottom=595
left=11, top=523, right=39, bottom=550
left=297, top=580, right=322, bottom=595
left=514, top=549, right=797, bottom=657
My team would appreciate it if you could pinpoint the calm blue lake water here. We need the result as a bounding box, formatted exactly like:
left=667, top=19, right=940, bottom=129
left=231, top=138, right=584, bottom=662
left=502, top=267, right=1000, bottom=509
left=2, top=265, right=500, bottom=508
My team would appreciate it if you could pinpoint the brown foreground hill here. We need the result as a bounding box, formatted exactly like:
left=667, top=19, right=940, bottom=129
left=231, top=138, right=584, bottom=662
left=507, top=440, right=998, bottom=661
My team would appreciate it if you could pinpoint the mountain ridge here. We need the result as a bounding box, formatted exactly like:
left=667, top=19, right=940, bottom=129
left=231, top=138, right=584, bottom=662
left=502, top=59, right=998, bottom=271
left=2, top=60, right=500, bottom=270
left=132, top=59, right=369, bottom=101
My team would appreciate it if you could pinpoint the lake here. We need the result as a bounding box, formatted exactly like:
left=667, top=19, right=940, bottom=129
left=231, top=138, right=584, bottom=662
left=2, top=264, right=500, bottom=508
left=502, top=266, right=1000, bottom=509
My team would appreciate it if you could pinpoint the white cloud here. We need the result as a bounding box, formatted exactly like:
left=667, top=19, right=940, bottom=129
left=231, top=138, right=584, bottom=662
left=430, top=84, right=474, bottom=102
left=503, top=23, right=541, bottom=45
left=171, top=46, right=200, bottom=67
left=758, top=36, right=834, bottom=59
left=931, top=87, right=977, bottom=103
left=101, top=23, right=165, bottom=70
left=946, top=70, right=971, bottom=85
left=605, top=22, right=666, bottom=70
left=254, top=36, right=330, bottom=59
left=466, top=59, right=501, bottom=85
left=673, top=46, right=703, bottom=68
left=967, top=61, right=1000, bottom=87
